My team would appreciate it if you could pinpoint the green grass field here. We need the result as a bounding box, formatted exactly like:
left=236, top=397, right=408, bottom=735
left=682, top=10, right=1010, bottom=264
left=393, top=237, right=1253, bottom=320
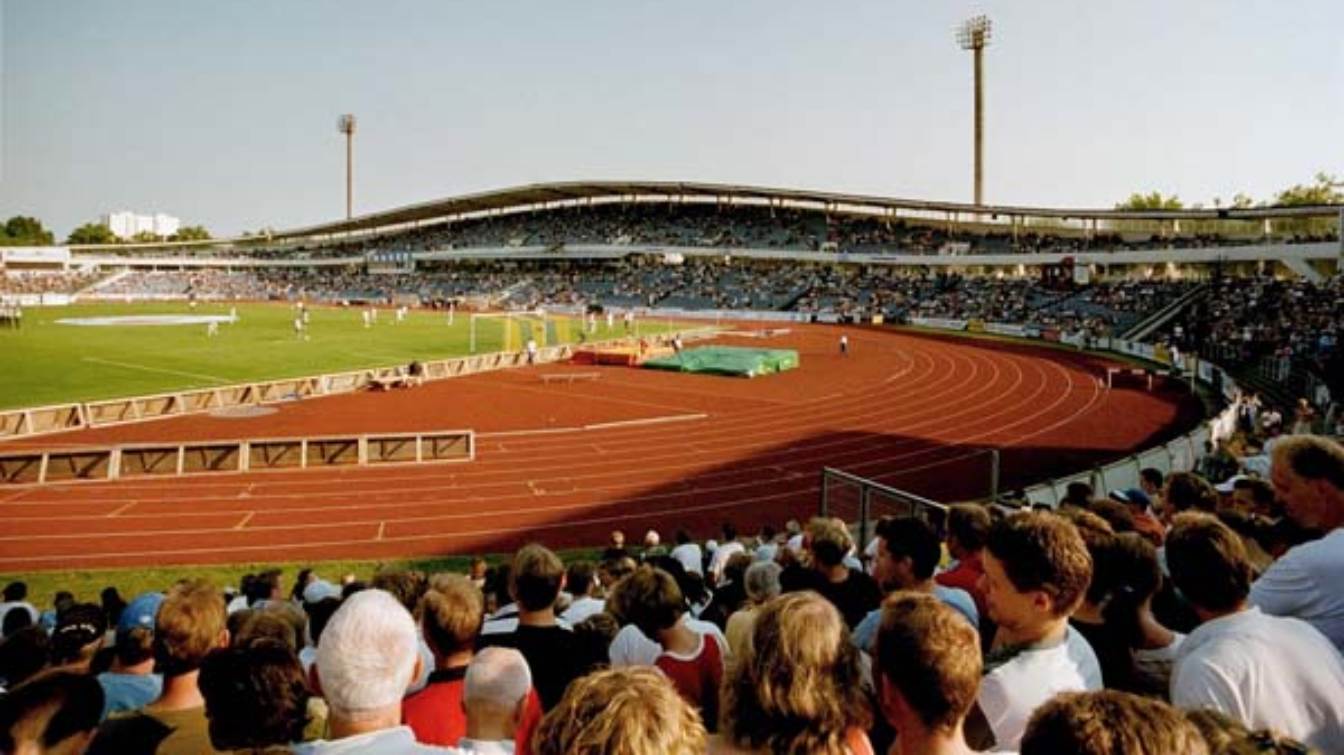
left=1, top=302, right=675, bottom=410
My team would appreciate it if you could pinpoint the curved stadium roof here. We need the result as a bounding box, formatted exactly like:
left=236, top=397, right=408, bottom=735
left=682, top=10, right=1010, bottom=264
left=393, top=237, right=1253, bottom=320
left=271, top=179, right=1343, bottom=241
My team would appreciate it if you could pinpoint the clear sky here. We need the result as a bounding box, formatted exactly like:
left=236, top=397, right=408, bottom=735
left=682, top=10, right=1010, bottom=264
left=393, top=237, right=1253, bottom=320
left=2, top=1, right=1342, bottom=238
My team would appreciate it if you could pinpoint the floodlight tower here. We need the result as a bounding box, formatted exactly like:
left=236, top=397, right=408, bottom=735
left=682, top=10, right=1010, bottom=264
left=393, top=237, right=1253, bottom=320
left=956, top=15, right=992, bottom=206
left=337, top=114, right=357, bottom=220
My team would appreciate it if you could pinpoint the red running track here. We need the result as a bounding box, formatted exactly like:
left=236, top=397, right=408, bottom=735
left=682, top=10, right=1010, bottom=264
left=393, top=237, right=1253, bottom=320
left=0, top=325, right=1203, bottom=571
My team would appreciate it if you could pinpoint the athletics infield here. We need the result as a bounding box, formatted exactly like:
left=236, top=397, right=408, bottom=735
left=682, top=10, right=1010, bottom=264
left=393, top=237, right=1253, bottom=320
left=0, top=324, right=1203, bottom=572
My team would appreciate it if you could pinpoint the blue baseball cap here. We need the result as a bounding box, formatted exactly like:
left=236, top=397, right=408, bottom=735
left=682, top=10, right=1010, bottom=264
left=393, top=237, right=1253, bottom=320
left=117, top=592, right=165, bottom=635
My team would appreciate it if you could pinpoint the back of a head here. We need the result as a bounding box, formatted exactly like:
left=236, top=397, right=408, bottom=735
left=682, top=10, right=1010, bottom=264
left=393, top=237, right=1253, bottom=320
left=876, top=516, right=942, bottom=580
left=315, top=589, right=419, bottom=719
left=0, top=628, right=50, bottom=689
left=743, top=561, right=783, bottom=603
left=875, top=592, right=981, bottom=733
left=947, top=503, right=991, bottom=551
left=3, top=581, right=26, bottom=603
left=371, top=569, right=428, bottom=615
left=1021, top=690, right=1208, bottom=755
left=534, top=666, right=706, bottom=755
left=232, top=608, right=299, bottom=653
left=986, top=512, right=1093, bottom=617
left=464, top=647, right=531, bottom=711
left=420, top=574, right=484, bottom=658
left=199, top=642, right=311, bottom=751
left=1184, top=708, right=1317, bottom=755
left=156, top=580, right=226, bottom=677
left=566, top=561, right=597, bottom=597
left=511, top=544, right=565, bottom=612
left=724, top=592, right=870, bottom=753
left=807, top=517, right=852, bottom=568
left=0, top=670, right=104, bottom=755
left=609, top=566, right=683, bottom=637
left=1165, top=513, right=1252, bottom=614
left=1167, top=472, right=1218, bottom=514
left=50, top=603, right=106, bottom=666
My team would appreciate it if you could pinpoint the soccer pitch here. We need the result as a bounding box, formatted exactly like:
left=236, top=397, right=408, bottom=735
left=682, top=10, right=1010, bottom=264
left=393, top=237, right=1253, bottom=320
left=0, top=302, right=671, bottom=410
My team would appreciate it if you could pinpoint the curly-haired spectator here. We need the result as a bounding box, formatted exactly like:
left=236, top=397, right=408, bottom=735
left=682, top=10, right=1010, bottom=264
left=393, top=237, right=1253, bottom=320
left=873, top=592, right=982, bottom=755
left=534, top=666, right=706, bottom=755
left=964, top=511, right=1101, bottom=751
left=1166, top=512, right=1344, bottom=750
left=718, top=591, right=873, bottom=754
left=198, top=641, right=315, bottom=752
left=1021, top=689, right=1208, bottom=755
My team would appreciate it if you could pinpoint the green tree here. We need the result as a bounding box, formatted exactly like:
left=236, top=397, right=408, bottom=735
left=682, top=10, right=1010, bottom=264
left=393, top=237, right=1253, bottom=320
left=65, top=222, right=118, bottom=245
left=0, top=215, right=56, bottom=246
left=1274, top=172, right=1344, bottom=206
left=170, top=225, right=211, bottom=241
left=1114, top=191, right=1183, bottom=211
left=129, top=230, right=163, bottom=243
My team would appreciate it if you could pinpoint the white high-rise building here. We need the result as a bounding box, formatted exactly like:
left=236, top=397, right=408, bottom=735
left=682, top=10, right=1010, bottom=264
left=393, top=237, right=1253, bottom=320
left=102, top=211, right=180, bottom=240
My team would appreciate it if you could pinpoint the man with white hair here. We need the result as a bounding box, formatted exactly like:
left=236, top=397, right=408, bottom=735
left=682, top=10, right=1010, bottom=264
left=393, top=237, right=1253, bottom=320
left=457, top=648, right=532, bottom=753
left=295, top=590, right=446, bottom=754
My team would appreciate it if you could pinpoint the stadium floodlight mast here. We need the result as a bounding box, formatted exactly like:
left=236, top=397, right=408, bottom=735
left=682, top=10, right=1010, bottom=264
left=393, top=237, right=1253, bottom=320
left=956, top=15, right=992, bottom=206
left=337, top=114, right=357, bottom=220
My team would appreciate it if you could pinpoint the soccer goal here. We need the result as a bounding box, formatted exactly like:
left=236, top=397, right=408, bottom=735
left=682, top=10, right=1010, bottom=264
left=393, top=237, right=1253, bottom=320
left=468, top=310, right=550, bottom=353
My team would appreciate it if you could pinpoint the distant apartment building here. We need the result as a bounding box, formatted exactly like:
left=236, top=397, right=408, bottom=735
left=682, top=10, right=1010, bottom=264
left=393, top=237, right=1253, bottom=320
left=102, top=211, right=180, bottom=240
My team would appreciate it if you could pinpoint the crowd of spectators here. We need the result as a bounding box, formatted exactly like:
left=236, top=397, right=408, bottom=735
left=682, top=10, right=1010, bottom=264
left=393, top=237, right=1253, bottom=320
left=2, top=433, right=1343, bottom=753
left=237, top=202, right=1340, bottom=262
left=77, top=259, right=1195, bottom=338
left=0, top=270, right=104, bottom=296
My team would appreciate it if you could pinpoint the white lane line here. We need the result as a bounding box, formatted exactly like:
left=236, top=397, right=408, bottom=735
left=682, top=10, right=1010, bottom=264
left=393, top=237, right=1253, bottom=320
left=234, top=511, right=255, bottom=530
left=81, top=357, right=232, bottom=385
left=583, top=413, right=706, bottom=431
left=107, top=502, right=135, bottom=517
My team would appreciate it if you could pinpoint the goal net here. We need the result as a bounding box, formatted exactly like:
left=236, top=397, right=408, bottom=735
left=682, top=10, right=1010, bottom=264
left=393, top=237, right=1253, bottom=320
left=469, top=311, right=554, bottom=353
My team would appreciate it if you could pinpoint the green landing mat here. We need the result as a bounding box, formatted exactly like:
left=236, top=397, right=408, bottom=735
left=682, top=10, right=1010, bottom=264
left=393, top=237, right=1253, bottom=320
left=641, top=346, right=800, bottom=377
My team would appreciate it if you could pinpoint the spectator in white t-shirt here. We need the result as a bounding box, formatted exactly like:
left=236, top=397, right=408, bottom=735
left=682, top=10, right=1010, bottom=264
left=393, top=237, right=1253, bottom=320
left=1166, top=512, right=1344, bottom=752
left=1250, top=435, right=1344, bottom=652
left=964, top=512, right=1102, bottom=751
left=559, top=561, right=605, bottom=625
left=669, top=530, right=704, bottom=577
left=707, top=523, right=746, bottom=586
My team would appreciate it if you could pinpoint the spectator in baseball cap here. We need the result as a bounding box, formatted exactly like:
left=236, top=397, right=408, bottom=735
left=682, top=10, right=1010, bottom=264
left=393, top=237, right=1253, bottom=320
left=97, top=592, right=165, bottom=720
left=51, top=604, right=106, bottom=672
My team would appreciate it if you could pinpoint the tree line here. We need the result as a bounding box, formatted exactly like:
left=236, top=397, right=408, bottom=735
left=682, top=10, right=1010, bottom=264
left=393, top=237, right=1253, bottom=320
left=1116, top=172, right=1344, bottom=210
left=0, top=216, right=212, bottom=246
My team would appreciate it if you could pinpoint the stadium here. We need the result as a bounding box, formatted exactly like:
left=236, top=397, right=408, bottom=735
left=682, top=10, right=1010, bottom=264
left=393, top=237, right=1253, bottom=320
left=2, top=4, right=1343, bottom=754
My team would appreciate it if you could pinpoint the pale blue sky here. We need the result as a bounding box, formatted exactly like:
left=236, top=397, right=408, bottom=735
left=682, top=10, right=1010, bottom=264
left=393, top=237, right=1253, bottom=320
left=2, top=1, right=1342, bottom=238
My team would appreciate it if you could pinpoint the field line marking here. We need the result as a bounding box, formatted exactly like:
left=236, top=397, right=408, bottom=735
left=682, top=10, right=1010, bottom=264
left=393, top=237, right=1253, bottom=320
left=81, top=357, right=232, bottom=385
left=583, top=413, right=707, bottom=431
left=107, top=502, right=135, bottom=517
left=376, top=521, right=386, bottom=540
left=234, top=511, right=255, bottom=530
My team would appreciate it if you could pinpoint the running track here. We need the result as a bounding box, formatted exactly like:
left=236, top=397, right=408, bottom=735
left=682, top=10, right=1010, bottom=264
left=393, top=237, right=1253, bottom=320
left=0, top=325, right=1202, bottom=571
